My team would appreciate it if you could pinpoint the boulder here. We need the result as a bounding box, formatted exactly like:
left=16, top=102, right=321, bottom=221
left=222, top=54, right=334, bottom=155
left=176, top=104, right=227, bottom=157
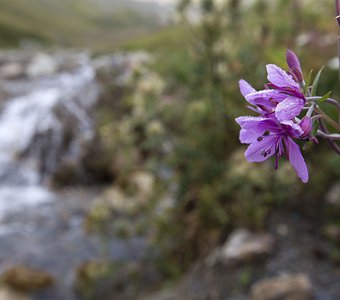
left=206, top=229, right=275, bottom=266
left=250, top=273, right=314, bottom=300
left=0, top=63, right=25, bottom=79
left=0, top=287, right=31, bottom=300
left=26, top=53, right=58, bottom=78
left=0, top=266, right=54, bottom=293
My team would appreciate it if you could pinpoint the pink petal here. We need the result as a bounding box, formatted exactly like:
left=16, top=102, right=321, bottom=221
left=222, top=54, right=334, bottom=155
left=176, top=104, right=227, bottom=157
left=266, top=64, right=300, bottom=90
left=245, top=89, right=286, bottom=108
left=280, top=120, right=304, bottom=138
left=240, top=129, right=257, bottom=144
left=239, top=79, right=256, bottom=97
left=235, top=116, right=279, bottom=133
left=275, top=97, right=305, bottom=121
left=285, top=137, right=309, bottom=183
left=245, top=135, right=277, bottom=162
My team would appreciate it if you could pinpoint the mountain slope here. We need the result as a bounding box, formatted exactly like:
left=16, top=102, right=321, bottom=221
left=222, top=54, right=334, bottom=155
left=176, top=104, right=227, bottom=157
left=0, top=0, right=171, bottom=49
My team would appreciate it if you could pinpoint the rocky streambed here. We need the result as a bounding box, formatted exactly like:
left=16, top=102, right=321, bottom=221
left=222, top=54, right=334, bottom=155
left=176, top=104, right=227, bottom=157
left=0, top=187, right=147, bottom=300
left=0, top=48, right=339, bottom=300
left=0, top=49, right=155, bottom=300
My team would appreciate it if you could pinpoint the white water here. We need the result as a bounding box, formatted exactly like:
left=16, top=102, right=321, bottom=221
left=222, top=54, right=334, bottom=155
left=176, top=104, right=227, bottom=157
left=0, top=52, right=99, bottom=218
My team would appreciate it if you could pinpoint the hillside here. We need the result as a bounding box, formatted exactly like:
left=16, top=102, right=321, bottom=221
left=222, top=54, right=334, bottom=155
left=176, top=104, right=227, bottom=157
left=0, top=0, right=173, bottom=49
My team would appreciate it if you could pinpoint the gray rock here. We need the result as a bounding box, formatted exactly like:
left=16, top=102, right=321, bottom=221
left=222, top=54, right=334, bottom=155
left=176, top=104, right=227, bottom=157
left=206, top=229, right=275, bottom=266
left=325, top=182, right=340, bottom=206
left=26, top=53, right=58, bottom=78
left=250, top=273, right=314, bottom=300
left=0, top=63, right=25, bottom=79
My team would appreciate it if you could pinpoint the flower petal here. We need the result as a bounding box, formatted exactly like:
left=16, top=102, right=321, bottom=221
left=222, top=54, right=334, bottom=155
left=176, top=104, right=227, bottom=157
left=240, top=129, right=257, bottom=144
left=235, top=116, right=279, bottom=133
left=245, top=135, right=277, bottom=162
left=245, top=89, right=286, bottom=108
left=280, top=120, right=304, bottom=138
left=285, top=137, right=309, bottom=183
left=275, top=96, right=305, bottom=121
left=266, top=64, right=300, bottom=89
left=239, top=79, right=256, bottom=97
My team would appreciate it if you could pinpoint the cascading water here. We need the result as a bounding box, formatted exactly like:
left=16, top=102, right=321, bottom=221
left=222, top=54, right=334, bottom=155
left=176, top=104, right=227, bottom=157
left=0, top=51, right=100, bottom=217
left=0, top=51, right=148, bottom=300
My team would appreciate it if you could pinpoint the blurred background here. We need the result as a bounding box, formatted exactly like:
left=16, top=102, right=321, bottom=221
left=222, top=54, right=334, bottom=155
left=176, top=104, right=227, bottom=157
left=0, top=0, right=339, bottom=299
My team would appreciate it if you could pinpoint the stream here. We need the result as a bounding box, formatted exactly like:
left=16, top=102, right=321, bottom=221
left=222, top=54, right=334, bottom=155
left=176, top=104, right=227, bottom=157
left=0, top=50, right=146, bottom=299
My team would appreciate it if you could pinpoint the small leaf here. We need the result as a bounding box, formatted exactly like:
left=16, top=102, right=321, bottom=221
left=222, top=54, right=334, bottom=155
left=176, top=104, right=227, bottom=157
left=311, top=66, right=324, bottom=96
left=317, top=91, right=332, bottom=103
left=303, top=69, right=313, bottom=95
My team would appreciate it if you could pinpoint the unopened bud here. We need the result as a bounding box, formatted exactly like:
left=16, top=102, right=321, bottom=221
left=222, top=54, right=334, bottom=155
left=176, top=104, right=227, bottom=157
left=299, top=116, right=312, bottom=137
left=286, top=49, right=303, bottom=83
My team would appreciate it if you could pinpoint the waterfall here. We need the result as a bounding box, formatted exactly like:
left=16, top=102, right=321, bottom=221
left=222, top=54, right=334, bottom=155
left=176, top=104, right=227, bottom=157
left=0, top=51, right=100, bottom=216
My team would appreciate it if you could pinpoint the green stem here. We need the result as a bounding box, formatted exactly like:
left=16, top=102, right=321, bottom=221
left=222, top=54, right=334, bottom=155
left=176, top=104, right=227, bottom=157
left=314, top=107, right=340, bottom=131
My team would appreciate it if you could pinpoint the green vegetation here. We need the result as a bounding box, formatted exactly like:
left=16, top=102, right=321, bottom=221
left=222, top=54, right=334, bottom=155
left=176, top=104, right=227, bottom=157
left=90, top=0, right=340, bottom=286
left=0, top=0, right=165, bottom=48
left=3, top=0, right=339, bottom=296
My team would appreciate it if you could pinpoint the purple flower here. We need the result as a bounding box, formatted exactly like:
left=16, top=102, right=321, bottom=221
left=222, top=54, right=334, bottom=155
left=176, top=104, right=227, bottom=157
left=299, top=116, right=312, bottom=138
left=235, top=116, right=309, bottom=183
left=240, top=63, right=306, bottom=122
left=239, top=80, right=286, bottom=117
left=236, top=49, right=310, bottom=182
left=266, top=64, right=306, bottom=122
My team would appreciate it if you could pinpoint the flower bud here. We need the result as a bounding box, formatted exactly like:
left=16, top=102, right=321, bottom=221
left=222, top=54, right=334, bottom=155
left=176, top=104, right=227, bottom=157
left=299, top=116, right=312, bottom=137
left=286, top=49, right=303, bottom=83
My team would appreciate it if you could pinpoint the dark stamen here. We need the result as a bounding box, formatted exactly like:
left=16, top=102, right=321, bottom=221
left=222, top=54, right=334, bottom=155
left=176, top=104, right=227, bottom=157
left=257, top=136, right=263, bottom=141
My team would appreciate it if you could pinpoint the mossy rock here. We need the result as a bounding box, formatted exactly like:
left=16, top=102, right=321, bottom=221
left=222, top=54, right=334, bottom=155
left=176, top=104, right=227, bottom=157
left=0, top=266, right=54, bottom=293
left=74, top=260, right=143, bottom=300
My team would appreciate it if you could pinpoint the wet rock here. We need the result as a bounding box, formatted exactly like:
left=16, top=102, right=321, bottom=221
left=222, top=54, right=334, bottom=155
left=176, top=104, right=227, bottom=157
left=250, top=273, right=314, bottom=300
left=206, top=229, right=275, bottom=266
left=26, top=53, right=58, bottom=78
left=0, top=287, right=31, bottom=300
left=0, top=266, right=54, bottom=293
left=0, top=63, right=25, bottom=79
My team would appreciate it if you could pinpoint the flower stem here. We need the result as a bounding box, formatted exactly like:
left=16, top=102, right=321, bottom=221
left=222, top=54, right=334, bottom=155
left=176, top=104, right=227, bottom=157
left=317, top=130, right=340, bottom=140
left=306, top=96, right=340, bottom=124
left=314, top=106, right=340, bottom=131
left=318, top=118, right=340, bottom=155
